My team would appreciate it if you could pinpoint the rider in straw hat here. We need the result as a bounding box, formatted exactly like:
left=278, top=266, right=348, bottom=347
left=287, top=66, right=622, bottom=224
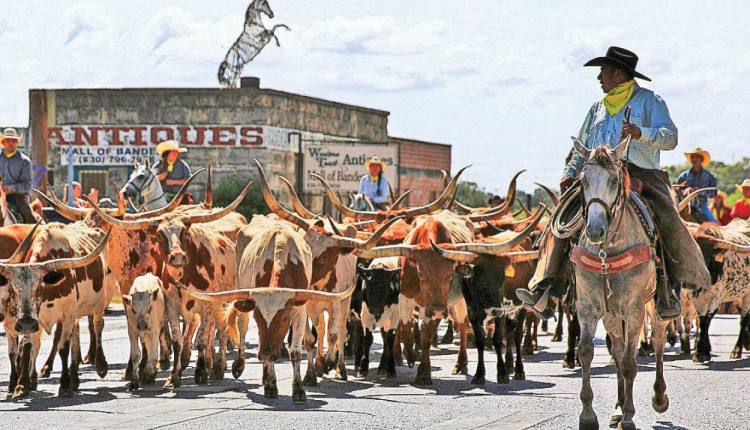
left=518, top=46, right=710, bottom=320
left=153, top=140, right=192, bottom=203
left=676, top=147, right=718, bottom=223
left=0, top=128, right=35, bottom=223
left=731, top=179, right=750, bottom=220
left=359, top=156, right=390, bottom=210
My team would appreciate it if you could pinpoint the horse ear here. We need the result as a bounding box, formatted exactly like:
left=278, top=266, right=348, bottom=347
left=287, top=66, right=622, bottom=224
left=134, top=158, right=141, bottom=169
left=571, top=137, right=591, bottom=160
left=145, top=158, right=151, bottom=170
left=613, top=135, right=631, bottom=160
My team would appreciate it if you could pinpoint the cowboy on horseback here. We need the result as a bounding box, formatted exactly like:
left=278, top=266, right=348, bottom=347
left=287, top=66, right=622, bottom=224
left=517, top=46, right=711, bottom=321
left=0, top=128, right=35, bottom=224
left=154, top=140, right=193, bottom=204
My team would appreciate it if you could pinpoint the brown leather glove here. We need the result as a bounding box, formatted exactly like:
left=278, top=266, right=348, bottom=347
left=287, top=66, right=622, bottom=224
left=560, top=177, right=575, bottom=194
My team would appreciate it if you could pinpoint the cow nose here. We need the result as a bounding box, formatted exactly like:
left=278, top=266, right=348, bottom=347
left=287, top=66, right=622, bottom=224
left=15, top=317, right=40, bottom=333
left=169, top=252, right=188, bottom=267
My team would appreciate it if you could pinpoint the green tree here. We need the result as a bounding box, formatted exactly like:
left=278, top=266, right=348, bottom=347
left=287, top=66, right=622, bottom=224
left=213, top=175, right=270, bottom=220
left=454, top=181, right=493, bottom=207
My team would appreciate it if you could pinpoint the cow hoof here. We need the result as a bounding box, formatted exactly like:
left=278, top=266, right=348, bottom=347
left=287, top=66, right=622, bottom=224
left=522, top=346, right=534, bottom=356
left=303, top=374, right=317, bottom=387
left=232, top=359, right=245, bottom=379
left=729, top=348, right=742, bottom=359
left=58, top=386, right=74, bottom=397
left=497, top=374, right=510, bottom=384
left=264, top=386, right=279, bottom=399
left=96, top=359, right=109, bottom=379
left=505, top=363, right=515, bottom=374
left=652, top=393, right=669, bottom=413
left=387, top=370, right=397, bottom=379
left=210, top=365, right=225, bottom=380
left=158, top=358, right=171, bottom=371
left=82, top=354, right=92, bottom=365
left=122, top=369, right=132, bottom=380
left=128, top=381, right=139, bottom=392
left=618, top=421, right=636, bottom=430
left=551, top=334, right=563, bottom=342
left=164, top=373, right=181, bottom=389
left=292, top=387, right=306, bottom=402
left=355, top=370, right=368, bottom=378
left=471, top=375, right=486, bottom=385
left=451, top=364, right=468, bottom=375
left=514, top=371, right=525, bottom=381
left=377, top=367, right=385, bottom=375
left=194, top=368, right=208, bottom=385
left=563, top=358, right=576, bottom=369
left=578, top=417, right=599, bottom=430
left=314, top=361, right=325, bottom=377
left=680, top=340, right=691, bottom=356
left=413, top=374, right=433, bottom=385
left=40, top=365, right=52, bottom=378
left=12, top=385, right=30, bottom=399
left=693, top=353, right=710, bottom=363
left=609, top=412, right=623, bottom=428
left=336, top=368, right=348, bottom=381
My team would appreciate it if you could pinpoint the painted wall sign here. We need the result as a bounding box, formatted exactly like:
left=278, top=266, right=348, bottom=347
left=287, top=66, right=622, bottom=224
left=302, top=143, right=398, bottom=192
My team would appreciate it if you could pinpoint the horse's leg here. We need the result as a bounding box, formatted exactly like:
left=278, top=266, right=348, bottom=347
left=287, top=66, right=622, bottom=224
left=619, top=314, right=645, bottom=430
left=577, top=308, right=600, bottom=430
left=602, top=315, right=625, bottom=428
left=649, top=304, right=670, bottom=414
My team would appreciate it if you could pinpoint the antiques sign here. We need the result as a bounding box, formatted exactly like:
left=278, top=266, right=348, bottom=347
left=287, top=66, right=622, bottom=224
left=49, top=124, right=320, bottom=166
left=302, top=144, right=398, bottom=192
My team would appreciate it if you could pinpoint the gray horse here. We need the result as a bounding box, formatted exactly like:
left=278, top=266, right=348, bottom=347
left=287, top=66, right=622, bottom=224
left=571, top=136, right=669, bottom=430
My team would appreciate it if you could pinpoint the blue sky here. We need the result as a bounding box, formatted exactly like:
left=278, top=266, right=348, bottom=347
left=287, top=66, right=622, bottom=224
left=1, top=0, right=748, bottom=194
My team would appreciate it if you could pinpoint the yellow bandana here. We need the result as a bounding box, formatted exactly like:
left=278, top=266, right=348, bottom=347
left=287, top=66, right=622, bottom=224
left=4, top=149, right=17, bottom=158
left=369, top=174, right=379, bottom=184
left=603, top=80, right=635, bottom=116
left=167, top=161, right=174, bottom=173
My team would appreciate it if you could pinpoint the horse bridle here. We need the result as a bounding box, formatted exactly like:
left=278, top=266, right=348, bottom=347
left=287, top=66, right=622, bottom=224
left=126, top=167, right=164, bottom=207
left=582, top=160, right=628, bottom=244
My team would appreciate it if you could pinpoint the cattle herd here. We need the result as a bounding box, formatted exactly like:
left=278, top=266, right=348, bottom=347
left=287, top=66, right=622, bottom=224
left=0, top=158, right=749, bottom=425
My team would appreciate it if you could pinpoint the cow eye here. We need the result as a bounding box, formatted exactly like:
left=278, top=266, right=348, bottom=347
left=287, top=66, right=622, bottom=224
left=43, top=271, right=65, bottom=285
left=0, top=275, right=7, bottom=287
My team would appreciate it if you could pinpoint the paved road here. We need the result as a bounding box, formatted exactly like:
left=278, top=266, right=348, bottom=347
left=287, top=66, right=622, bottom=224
left=1, top=311, right=748, bottom=430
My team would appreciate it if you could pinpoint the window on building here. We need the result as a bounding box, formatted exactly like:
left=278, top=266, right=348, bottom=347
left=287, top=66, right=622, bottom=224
left=79, top=170, right=108, bottom=198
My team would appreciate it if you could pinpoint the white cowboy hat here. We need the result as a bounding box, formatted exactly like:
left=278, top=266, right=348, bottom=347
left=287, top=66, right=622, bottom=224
left=364, top=156, right=387, bottom=171
left=1, top=128, right=23, bottom=142
left=684, top=147, right=711, bottom=167
left=736, top=179, right=750, bottom=190
left=156, top=140, right=188, bottom=155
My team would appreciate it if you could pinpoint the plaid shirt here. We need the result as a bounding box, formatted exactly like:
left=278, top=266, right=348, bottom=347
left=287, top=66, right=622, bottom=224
left=564, top=84, right=678, bottom=179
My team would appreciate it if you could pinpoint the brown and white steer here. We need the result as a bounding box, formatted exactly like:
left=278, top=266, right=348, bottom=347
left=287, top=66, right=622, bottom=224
left=86, top=182, right=251, bottom=386
left=122, top=273, right=166, bottom=391
left=181, top=214, right=356, bottom=402
left=0, top=222, right=112, bottom=397
left=255, top=159, right=404, bottom=384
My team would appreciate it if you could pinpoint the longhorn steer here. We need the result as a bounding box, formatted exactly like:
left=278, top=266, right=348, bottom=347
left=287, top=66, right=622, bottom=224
left=688, top=219, right=750, bottom=362
left=0, top=222, right=112, bottom=398
left=180, top=215, right=355, bottom=401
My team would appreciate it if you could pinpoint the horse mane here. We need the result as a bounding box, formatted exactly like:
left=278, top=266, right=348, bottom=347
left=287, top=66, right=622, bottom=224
left=590, top=145, right=630, bottom=191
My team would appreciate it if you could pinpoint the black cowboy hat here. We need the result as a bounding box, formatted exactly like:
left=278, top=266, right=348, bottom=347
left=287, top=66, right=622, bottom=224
left=584, top=46, right=651, bottom=81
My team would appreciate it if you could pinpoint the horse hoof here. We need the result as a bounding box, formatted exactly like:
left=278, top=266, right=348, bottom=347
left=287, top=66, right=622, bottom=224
left=264, top=386, right=279, bottom=399
left=617, top=421, right=636, bottom=430
left=471, top=375, right=486, bottom=385
left=652, top=393, right=669, bottom=413
left=514, top=371, right=525, bottom=381
left=578, top=417, right=599, bottom=430
left=40, top=365, right=52, bottom=378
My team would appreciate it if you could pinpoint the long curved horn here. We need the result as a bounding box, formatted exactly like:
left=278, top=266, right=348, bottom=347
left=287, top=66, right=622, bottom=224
left=388, top=182, right=396, bottom=203
left=571, top=137, right=591, bottom=160
left=453, top=200, right=474, bottom=214
left=388, top=190, right=412, bottom=210
left=255, top=159, right=311, bottom=231
left=178, top=283, right=356, bottom=304
left=83, top=196, right=158, bottom=230
left=202, top=164, right=213, bottom=209
left=355, top=244, right=415, bottom=259
left=309, top=173, right=379, bottom=220
left=187, top=181, right=252, bottom=224
left=352, top=220, right=377, bottom=230
left=403, top=165, right=470, bottom=218
left=455, top=205, right=546, bottom=254
left=504, top=250, right=540, bottom=263
left=279, top=176, right=317, bottom=219
left=534, top=182, right=560, bottom=207
left=290, top=283, right=356, bottom=302
left=130, top=167, right=206, bottom=219
left=429, top=239, right=477, bottom=263
left=35, top=188, right=88, bottom=221
left=2, top=220, right=43, bottom=264
left=678, top=187, right=719, bottom=212
left=179, top=284, right=255, bottom=303
left=516, top=199, right=532, bottom=217
left=440, top=169, right=450, bottom=187
left=331, top=216, right=405, bottom=250
left=42, top=230, right=110, bottom=272
left=468, top=170, right=524, bottom=222
left=112, top=183, right=126, bottom=216
left=713, top=238, right=750, bottom=253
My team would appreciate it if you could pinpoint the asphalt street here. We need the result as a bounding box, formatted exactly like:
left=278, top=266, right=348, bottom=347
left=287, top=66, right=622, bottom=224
left=0, top=310, right=747, bottom=430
